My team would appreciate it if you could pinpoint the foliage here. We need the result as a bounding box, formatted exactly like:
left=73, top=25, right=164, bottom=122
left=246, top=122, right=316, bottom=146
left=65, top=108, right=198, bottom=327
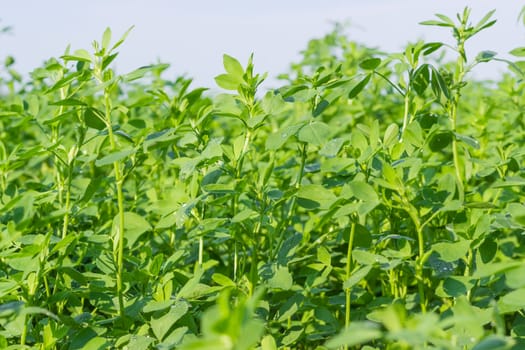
left=1, top=7, right=525, bottom=350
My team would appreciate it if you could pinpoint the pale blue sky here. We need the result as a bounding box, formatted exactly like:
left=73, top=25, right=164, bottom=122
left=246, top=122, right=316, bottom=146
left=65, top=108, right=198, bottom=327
left=2, top=1, right=523, bottom=88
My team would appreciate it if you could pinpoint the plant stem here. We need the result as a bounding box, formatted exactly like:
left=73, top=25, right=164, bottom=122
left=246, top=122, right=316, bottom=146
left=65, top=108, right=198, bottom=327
left=231, top=129, right=252, bottom=281
left=61, top=165, right=73, bottom=239
left=344, top=222, right=356, bottom=339
left=103, top=92, right=126, bottom=318
left=198, top=236, right=203, bottom=267
left=400, top=87, right=411, bottom=142
left=405, top=204, right=427, bottom=313
left=272, top=143, right=308, bottom=260
left=450, top=40, right=467, bottom=204
left=286, top=143, right=308, bottom=221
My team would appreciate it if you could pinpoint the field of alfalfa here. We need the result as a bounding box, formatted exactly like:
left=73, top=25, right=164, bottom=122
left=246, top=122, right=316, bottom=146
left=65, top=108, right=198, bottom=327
left=1, top=7, right=525, bottom=349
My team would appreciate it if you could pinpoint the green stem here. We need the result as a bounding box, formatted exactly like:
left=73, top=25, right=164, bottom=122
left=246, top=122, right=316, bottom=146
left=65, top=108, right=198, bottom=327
left=272, top=143, right=308, bottom=260
left=61, top=166, right=73, bottom=239
left=104, top=92, right=126, bottom=318
left=20, top=316, right=28, bottom=345
left=344, top=222, right=356, bottom=339
left=233, top=242, right=238, bottom=280
left=373, top=71, right=406, bottom=97
left=450, top=41, right=467, bottom=204
left=405, top=204, right=427, bottom=313
left=198, top=237, right=204, bottom=267
left=286, top=143, right=308, bottom=220
left=400, top=87, right=411, bottom=142
left=464, top=247, right=474, bottom=300
left=231, top=129, right=252, bottom=281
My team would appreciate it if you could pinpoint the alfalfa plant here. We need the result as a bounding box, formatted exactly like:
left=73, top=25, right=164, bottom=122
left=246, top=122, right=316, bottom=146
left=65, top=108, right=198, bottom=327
left=60, top=27, right=135, bottom=318
left=421, top=7, right=497, bottom=204
left=214, top=53, right=267, bottom=288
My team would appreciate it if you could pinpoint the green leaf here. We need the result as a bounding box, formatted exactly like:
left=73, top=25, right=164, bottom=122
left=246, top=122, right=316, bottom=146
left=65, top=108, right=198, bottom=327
left=101, top=27, right=112, bottom=52
left=455, top=133, right=480, bottom=149
left=202, top=183, right=236, bottom=194
left=179, top=337, right=232, bottom=350
left=510, top=47, right=525, bottom=57
left=231, top=209, right=258, bottom=223
left=348, top=74, right=371, bottom=98
left=95, top=148, right=135, bottom=167
left=412, top=64, right=430, bottom=96
left=419, top=20, right=454, bottom=27
left=110, top=25, right=134, bottom=52
left=359, top=58, right=381, bottom=70
left=475, top=9, right=496, bottom=30
left=261, top=335, right=277, bottom=350
left=83, top=107, right=106, bottom=130
left=298, top=121, right=331, bottom=146
left=348, top=181, right=378, bottom=202
left=504, top=265, right=525, bottom=289
left=151, top=301, right=189, bottom=341
left=442, top=276, right=470, bottom=297
left=276, top=294, right=303, bottom=322
left=428, top=131, right=453, bottom=152
left=112, top=211, right=152, bottom=248
left=62, top=49, right=92, bottom=63
left=430, top=67, right=451, bottom=99
left=343, top=265, right=372, bottom=289
left=313, top=99, right=330, bottom=117
left=473, top=261, right=523, bottom=279
left=507, top=203, right=525, bottom=226
left=440, top=199, right=463, bottom=212
left=491, top=177, right=525, bottom=188
left=50, top=98, right=86, bottom=106
left=223, top=54, right=244, bottom=78
left=498, top=288, right=525, bottom=314
left=476, top=50, right=497, bottom=63
left=325, top=322, right=382, bottom=348
left=420, top=13, right=454, bottom=27
left=472, top=336, right=511, bottom=350
left=143, top=300, right=174, bottom=314
left=212, top=273, right=236, bottom=287
left=265, top=123, right=303, bottom=150
left=353, top=250, right=388, bottom=265
left=479, top=238, right=497, bottom=264
left=70, top=328, right=105, bottom=350
left=214, top=73, right=241, bottom=90
left=123, top=65, right=168, bottom=82
left=297, top=184, right=337, bottom=210
left=432, top=240, right=470, bottom=262
left=267, top=266, right=293, bottom=290
left=277, top=233, right=303, bottom=266
left=177, top=269, right=204, bottom=299
left=127, top=335, right=155, bottom=350
left=383, top=123, right=399, bottom=147
left=320, top=138, right=346, bottom=157
left=422, top=42, right=444, bottom=55
left=82, top=337, right=110, bottom=350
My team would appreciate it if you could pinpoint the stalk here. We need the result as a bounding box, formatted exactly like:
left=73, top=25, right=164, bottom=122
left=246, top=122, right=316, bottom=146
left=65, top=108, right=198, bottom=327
left=450, top=39, right=467, bottom=204
left=450, top=103, right=464, bottom=204
left=344, top=222, right=356, bottom=343
left=405, top=204, right=427, bottom=313
left=272, top=143, right=308, bottom=260
left=198, top=237, right=204, bottom=267
left=231, top=128, right=252, bottom=281
left=61, top=165, right=73, bottom=239
left=103, top=92, right=126, bottom=318
left=287, top=143, right=307, bottom=217
left=400, top=87, right=411, bottom=142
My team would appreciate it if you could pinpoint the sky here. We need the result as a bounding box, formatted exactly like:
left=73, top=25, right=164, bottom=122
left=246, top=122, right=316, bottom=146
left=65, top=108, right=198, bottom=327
left=1, top=1, right=523, bottom=89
